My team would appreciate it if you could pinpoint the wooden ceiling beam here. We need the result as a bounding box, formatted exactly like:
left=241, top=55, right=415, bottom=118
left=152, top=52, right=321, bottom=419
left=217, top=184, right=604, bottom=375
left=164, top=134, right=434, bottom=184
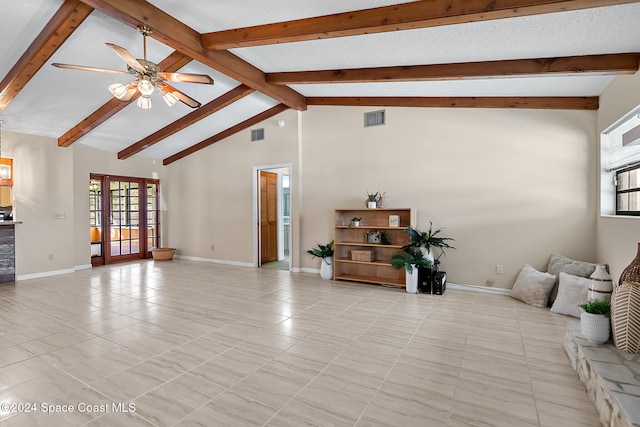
left=118, top=84, right=254, bottom=159
left=268, top=53, right=640, bottom=85
left=201, top=0, right=638, bottom=50
left=0, top=0, right=93, bottom=113
left=58, top=50, right=191, bottom=147
left=163, top=104, right=289, bottom=165
left=79, top=0, right=306, bottom=110
left=307, top=96, right=599, bottom=110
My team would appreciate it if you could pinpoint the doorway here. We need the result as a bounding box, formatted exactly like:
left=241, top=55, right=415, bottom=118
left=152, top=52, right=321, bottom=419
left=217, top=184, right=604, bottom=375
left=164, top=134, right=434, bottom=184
left=255, top=165, right=291, bottom=271
left=89, top=174, right=160, bottom=266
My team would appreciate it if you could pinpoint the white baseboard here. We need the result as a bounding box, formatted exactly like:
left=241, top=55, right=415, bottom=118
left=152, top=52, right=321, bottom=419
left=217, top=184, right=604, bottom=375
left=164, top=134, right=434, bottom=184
left=174, top=255, right=254, bottom=268
left=447, top=282, right=510, bottom=295
left=298, top=267, right=320, bottom=274
left=17, top=268, right=75, bottom=281
left=74, top=264, right=92, bottom=271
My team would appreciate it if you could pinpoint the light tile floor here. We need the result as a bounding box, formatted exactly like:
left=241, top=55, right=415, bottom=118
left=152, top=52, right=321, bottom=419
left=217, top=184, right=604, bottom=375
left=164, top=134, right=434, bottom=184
left=0, top=260, right=599, bottom=426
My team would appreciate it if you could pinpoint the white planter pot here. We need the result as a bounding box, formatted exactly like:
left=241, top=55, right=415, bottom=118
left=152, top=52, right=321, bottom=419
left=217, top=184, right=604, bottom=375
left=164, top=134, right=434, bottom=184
left=420, top=248, right=435, bottom=265
left=406, top=265, right=418, bottom=293
left=580, top=312, right=610, bottom=344
left=367, top=201, right=377, bottom=208
left=320, top=257, right=333, bottom=280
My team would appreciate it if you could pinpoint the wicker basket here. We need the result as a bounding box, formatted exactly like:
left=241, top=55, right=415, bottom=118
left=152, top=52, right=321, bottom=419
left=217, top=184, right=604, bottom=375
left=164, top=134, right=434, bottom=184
left=351, top=250, right=373, bottom=262
left=152, top=248, right=175, bottom=261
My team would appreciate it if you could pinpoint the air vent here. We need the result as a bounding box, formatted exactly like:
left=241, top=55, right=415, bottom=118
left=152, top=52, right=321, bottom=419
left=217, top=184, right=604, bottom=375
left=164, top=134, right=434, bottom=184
left=623, top=124, right=640, bottom=146
left=251, top=128, right=265, bottom=141
left=364, top=110, right=385, bottom=127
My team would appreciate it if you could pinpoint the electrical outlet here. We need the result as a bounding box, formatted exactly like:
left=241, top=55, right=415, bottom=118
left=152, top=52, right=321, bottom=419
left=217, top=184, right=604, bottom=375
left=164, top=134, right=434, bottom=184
left=486, top=279, right=495, bottom=286
left=48, top=254, right=54, bottom=261
left=496, top=264, right=504, bottom=274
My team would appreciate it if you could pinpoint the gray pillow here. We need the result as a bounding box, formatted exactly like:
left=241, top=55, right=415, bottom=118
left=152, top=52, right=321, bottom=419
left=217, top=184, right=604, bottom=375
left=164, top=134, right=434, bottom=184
left=547, top=254, right=607, bottom=304
left=510, top=264, right=557, bottom=308
left=550, top=272, right=590, bottom=318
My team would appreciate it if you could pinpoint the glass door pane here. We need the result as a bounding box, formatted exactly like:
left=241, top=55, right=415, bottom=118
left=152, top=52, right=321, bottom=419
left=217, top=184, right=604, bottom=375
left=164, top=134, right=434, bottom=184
left=147, top=182, right=159, bottom=250
left=89, top=178, right=103, bottom=261
left=109, top=179, right=141, bottom=259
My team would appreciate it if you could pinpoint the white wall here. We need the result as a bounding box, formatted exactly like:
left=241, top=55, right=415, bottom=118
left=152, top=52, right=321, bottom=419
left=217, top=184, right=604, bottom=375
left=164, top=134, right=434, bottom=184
left=1, top=131, right=164, bottom=278
left=8, top=131, right=75, bottom=277
left=164, top=109, right=299, bottom=266
left=4, top=102, right=602, bottom=289
left=597, top=70, right=640, bottom=282
left=298, top=106, right=598, bottom=288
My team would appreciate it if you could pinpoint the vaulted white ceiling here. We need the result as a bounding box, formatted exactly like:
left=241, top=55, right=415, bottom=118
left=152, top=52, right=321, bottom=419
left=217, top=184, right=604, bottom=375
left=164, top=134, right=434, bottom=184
left=1, top=1, right=639, bottom=163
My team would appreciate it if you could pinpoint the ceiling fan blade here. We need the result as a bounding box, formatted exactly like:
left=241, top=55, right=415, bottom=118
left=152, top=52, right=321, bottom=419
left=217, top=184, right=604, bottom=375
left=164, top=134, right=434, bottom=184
left=157, top=72, right=214, bottom=85
left=156, top=82, right=201, bottom=108
left=106, top=43, right=145, bottom=72
left=51, top=63, right=128, bottom=75
left=118, top=82, right=139, bottom=102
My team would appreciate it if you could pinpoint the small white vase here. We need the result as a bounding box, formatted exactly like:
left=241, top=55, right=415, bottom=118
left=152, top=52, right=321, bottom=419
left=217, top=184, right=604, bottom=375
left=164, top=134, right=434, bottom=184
left=367, top=201, right=377, bottom=209
left=406, top=265, right=418, bottom=293
left=420, top=248, right=435, bottom=265
left=589, top=265, right=613, bottom=302
left=320, top=257, right=333, bottom=280
left=580, top=312, right=610, bottom=344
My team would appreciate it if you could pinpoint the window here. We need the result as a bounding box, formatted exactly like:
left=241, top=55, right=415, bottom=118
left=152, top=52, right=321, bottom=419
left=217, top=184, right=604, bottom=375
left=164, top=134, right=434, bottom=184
left=600, top=104, right=640, bottom=216
left=616, top=165, right=640, bottom=215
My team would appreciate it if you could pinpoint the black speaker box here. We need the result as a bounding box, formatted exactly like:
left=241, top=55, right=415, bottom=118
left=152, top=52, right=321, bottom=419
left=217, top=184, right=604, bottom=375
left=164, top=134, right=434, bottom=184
left=418, top=267, right=432, bottom=294
left=433, top=271, right=446, bottom=295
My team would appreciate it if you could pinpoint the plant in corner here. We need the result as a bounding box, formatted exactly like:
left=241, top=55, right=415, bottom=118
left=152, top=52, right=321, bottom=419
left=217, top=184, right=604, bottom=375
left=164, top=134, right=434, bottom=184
left=578, top=299, right=611, bottom=344
left=307, top=240, right=335, bottom=280
left=404, top=221, right=455, bottom=267
left=391, top=247, right=432, bottom=293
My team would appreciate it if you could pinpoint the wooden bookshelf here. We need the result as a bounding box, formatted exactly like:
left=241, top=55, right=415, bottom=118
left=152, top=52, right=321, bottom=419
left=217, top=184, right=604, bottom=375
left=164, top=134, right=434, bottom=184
left=334, top=208, right=415, bottom=287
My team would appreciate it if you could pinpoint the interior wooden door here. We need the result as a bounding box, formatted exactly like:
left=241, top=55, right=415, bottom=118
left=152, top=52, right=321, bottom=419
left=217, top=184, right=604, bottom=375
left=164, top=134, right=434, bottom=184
left=260, top=171, right=278, bottom=264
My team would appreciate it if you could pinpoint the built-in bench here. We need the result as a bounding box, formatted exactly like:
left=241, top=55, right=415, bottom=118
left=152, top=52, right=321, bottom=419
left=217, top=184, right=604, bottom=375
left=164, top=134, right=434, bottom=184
left=564, top=321, right=640, bottom=427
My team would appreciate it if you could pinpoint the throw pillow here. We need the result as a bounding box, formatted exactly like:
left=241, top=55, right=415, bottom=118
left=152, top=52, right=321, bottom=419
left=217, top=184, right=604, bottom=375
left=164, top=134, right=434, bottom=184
left=546, top=254, right=607, bottom=304
left=510, top=265, right=557, bottom=308
left=550, top=272, right=590, bottom=318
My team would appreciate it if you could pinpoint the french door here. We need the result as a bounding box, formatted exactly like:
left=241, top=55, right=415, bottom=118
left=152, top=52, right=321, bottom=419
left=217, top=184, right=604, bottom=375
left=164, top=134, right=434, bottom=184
left=90, top=174, right=159, bottom=265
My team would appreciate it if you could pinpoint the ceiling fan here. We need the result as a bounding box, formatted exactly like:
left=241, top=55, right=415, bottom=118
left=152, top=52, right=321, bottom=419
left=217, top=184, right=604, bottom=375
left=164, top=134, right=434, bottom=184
left=52, top=25, right=213, bottom=109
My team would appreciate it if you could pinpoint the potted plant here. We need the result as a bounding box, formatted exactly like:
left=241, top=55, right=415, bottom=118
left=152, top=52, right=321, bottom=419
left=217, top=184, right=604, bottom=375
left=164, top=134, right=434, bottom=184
left=349, top=217, right=362, bottom=227
left=391, top=248, right=431, bottom=293
left=366, top=191, right=379, bottom=208
left=307, top=240, right=334, bottom=280
left=404, top=221, right=455, bottom=265
left=579, top=299, right=611, bottom=344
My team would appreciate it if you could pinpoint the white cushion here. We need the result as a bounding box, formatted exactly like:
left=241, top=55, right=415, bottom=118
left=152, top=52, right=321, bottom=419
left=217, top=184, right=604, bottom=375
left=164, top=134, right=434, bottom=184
left=550, top=272, right=590, bottom=318
left=510, top=265, right=557, bottom=308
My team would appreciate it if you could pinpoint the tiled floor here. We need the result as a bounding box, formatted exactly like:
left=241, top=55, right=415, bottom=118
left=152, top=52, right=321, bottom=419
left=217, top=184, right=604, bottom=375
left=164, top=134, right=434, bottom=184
left=0, top=260, right=599, bottom=426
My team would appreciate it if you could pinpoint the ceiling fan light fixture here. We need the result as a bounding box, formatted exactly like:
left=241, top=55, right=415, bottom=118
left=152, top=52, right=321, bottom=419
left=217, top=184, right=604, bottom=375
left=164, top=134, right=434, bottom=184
left=137, top=96, right=152, bottom=110
left=137, top=78, right=154, bottom=96
left=108, top=83, right=129, bottom=99
left=162, top=92, right=179, bottom=107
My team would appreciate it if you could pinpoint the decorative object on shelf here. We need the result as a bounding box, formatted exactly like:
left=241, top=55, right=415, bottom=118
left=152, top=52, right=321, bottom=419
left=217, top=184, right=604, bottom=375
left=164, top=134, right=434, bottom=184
left=611, top=280, right=640, bottom=353
left=349, top=217, right=362, bottom=227
left=351, top=250, right=373, bottom=262
left=306, top=240, right=334, bottom=280
left=376, top=192, right=387, bottom=208
left=579, top=299, right=611, bottom=344
left=589, top=265, right=613, bottom=302
left=152, top=248, right=175, bottom=261
left=619, top=243, right=640, bottom=284
left=404, top=221, right=455, bottom=267
left=388, top=215, right=400, bottom=227
left=366, top=230, right=381, bottom=244
left=366, top=191, right=380, bottom=208
left=391, top=248, right=431, bottom=293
